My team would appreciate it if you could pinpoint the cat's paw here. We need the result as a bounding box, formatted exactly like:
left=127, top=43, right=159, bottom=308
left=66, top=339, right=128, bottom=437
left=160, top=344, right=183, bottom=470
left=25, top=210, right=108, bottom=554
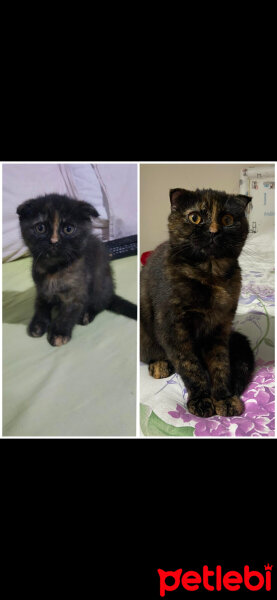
left=187, top=397, right=215, bottom=418
left=28, top=318, right=48, bottom=337
left=213, top=395, right=245, bottom=416
left=149, top=360, right=174, bottom=379
left=78, top=310, right=96, bottom=325
left=47, top=333, right=71, bottom=347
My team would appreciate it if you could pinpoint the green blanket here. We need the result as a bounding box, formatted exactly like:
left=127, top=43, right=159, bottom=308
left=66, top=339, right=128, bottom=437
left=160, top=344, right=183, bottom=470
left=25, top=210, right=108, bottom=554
left=3, top=255, right=137, bottom=437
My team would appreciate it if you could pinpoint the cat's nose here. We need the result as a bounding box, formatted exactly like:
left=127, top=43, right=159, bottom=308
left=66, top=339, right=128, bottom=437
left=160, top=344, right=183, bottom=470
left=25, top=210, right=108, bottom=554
left=50, top=235, right=59, bottom=244
left=209, top=223, right=219, bottom=234
left=50, top=239, right=59, bottom=250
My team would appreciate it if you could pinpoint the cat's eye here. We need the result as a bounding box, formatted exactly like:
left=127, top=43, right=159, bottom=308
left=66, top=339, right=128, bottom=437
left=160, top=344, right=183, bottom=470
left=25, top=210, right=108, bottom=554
left=35, top=223, right=46, bottom=234
left=188, top=212, right=202, bottom=225
left=63, top=224, right=75, bottom=235
left=222, top=214, right=234, bottom=227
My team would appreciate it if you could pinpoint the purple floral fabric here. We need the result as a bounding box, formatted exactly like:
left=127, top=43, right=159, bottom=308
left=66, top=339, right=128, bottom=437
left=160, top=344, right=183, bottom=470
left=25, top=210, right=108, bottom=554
left=168, top=360, right=274, bottom=437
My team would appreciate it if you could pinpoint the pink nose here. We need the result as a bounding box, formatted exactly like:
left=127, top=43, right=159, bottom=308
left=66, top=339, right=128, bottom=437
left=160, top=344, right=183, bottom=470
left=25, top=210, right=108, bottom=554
left=209, top=222, right=218, bottom=233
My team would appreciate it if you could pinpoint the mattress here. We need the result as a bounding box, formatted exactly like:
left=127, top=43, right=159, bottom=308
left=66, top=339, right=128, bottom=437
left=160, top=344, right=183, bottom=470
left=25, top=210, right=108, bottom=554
left=140, top=241, right=275, bottom=437
left=3, top=255, right=137, bottom=437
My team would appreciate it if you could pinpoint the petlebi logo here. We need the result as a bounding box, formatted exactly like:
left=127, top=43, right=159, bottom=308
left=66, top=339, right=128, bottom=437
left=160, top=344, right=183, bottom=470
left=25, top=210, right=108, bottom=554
left=158, top=564, right=273, bottom=595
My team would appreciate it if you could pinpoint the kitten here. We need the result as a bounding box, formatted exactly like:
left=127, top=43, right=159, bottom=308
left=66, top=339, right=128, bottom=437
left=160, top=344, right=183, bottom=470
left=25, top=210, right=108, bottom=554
left=140, top=188, right=254, bottom=417
left=17, top=194, right=137, bottom=346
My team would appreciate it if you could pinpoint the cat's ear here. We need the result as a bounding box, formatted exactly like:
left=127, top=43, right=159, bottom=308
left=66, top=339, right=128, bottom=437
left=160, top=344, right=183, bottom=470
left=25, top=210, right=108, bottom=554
left=236, top=194, right=252, bottom=209
left=169, top=188, right=195, bottom=211
left=16, top=199, right=36, bottom=220
left=78, top=201, right=99, bottom=219
left=170, top=188, right=184, bottom=210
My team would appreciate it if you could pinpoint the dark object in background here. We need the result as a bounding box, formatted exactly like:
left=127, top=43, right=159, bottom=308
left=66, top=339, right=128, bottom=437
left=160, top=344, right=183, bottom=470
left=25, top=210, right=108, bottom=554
left=104, top=235, right=137, bottom=260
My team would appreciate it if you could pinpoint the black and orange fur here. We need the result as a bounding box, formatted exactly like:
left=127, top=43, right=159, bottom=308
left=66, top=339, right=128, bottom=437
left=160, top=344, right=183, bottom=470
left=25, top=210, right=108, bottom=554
left=17, top=194, right=136, bottom=346
left=140, top=188, right=254, bottom=417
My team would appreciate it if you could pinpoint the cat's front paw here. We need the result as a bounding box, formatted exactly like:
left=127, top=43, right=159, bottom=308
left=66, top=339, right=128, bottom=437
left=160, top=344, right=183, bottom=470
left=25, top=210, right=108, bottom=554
left=47, top=331, right=71, bottom=346
left=213, top=395, right=245, bottom=416
left=149, top=360, right=174, bottom=378
left=28, top=317, right=48, bottom=337
left=187, top=397, right=215, bottom=418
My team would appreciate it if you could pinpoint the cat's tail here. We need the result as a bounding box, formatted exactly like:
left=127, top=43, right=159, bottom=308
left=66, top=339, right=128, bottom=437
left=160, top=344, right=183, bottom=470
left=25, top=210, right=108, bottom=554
left=108, top=294, right=137, bottom=320
left=229, top=331, right=255, bottom=396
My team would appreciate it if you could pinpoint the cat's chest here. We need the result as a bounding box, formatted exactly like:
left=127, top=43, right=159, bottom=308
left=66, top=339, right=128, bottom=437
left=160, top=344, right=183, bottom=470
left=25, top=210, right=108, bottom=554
left=183, top=282, right=233, bottom=320
left=177, top=280, right=238, bottom=338
left=171, top=260, right=241, bottom=311
left=39, top=259, right=86, bottom=302
left=207, top=281, right=233, bottom=310
left=171, top=273, right=240, bottom=332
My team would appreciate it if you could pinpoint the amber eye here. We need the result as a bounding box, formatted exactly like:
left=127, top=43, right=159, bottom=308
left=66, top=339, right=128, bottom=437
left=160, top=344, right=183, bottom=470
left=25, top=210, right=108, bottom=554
left=35, top=223, right=46, bottom=234
left=188, top=212, right=202, bottom=225
left=63, top=224, right=75, bottom=235
left=222, top=214, right=234, bottom=227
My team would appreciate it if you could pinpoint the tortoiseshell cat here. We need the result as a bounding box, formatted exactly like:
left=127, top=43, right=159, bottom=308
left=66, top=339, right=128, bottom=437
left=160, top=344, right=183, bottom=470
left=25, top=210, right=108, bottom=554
left=140, top=188, right=254, bottom=417
left=17, top=194, right=136, bottom=346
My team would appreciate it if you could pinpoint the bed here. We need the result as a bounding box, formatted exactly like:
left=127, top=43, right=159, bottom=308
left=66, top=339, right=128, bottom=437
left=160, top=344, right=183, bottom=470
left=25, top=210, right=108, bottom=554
left=3, top=254, right=137, bottom=437
left=140, top=168, right=275, bottom=437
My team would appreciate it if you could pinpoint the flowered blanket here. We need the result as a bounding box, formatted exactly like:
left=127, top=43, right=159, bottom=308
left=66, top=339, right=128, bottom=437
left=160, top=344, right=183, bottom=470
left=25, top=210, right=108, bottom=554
left=140, top=244, right=275, bottom=437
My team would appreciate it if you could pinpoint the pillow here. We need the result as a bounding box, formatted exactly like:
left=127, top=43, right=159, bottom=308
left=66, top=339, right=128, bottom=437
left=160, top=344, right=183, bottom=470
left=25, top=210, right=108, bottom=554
left=58, top=164, right=108, bottom=219
left=93, top=164, right=137, bottom=240
left=2, top=163, right=107, bottom=261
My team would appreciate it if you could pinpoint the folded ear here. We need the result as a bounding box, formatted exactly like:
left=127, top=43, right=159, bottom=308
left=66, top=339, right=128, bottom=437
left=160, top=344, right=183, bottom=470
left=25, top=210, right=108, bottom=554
left=78, top=201, right=99, bottom=219
left=16, top=199, right=37, bottom=220
left=236, top=194, right=252, bottom=209
left=169, top=188, right=196, bottom=211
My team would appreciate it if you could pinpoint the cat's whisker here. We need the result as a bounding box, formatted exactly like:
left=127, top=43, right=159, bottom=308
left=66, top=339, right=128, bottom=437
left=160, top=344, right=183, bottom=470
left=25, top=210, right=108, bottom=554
left=170, top=242, right=192, bottom=259
left=64, top=250, right=72, bottom=268
left=33, top=251, right=43, bottom=269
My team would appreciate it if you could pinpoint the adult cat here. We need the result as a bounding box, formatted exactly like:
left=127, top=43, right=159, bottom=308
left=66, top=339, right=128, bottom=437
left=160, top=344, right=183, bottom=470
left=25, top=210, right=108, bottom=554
left=140, top=188, right=254, bottom=417
left=17, top=194, right=137, bottom=346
